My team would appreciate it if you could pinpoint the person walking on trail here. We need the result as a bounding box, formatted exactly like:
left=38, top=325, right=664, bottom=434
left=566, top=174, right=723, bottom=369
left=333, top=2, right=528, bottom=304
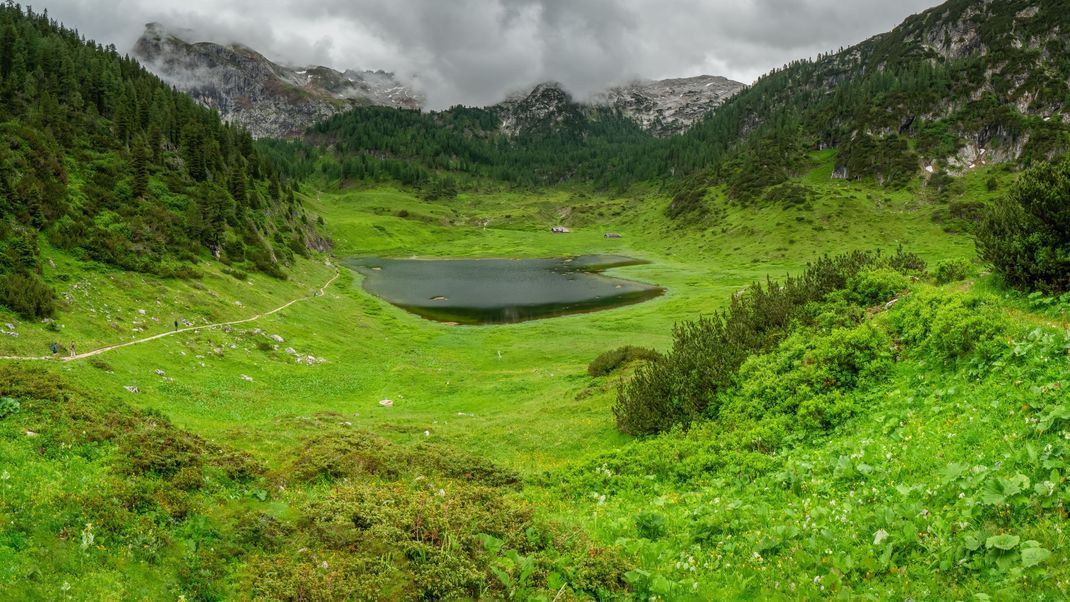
left=50, top=342, right=58, bottom=355
left=69, top=341, right=75, bottom=358
left=174, top=319, right=179, bottom=332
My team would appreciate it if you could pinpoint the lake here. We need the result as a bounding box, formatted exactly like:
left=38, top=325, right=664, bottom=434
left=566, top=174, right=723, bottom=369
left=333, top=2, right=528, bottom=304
left=343, top=255, right=664, bottom=324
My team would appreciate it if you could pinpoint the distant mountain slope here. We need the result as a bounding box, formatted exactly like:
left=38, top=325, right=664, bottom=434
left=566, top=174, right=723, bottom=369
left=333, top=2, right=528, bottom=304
left=656, top=0, right=1070, bottom=202
left=591, top=75, right=745, bottom=136
left=492, top=77, right=744, bottom=138
left=132, top=23, right=424, bottom=138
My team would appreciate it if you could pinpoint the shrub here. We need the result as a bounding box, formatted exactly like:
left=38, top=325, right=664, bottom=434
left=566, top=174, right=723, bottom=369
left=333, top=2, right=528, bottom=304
left=118, top=420, right=205, bottom=478
left=0, top=271, right=55, bottom=319
left=933, top=258, right=973, bottom=284
left=588, top=346, right=660, bottom=377
left=288, top=432, right=399, bottom=483
left=88, top=357, right=113, bottom=372
left=411, top=442, right=521, bottom=487
left=846, top=268, right=909, bottom=306
left=723, top=324, right=892, bottom=430
left=975, top=157, right=1070, bottom=292
left=889, top=289, right=1007, bottom=362
left=614, top=250, right=923, bottom=435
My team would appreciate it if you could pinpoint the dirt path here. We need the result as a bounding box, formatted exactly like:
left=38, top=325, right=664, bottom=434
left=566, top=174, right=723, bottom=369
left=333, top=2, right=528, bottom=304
left=0, top=270, right=340, bottom=363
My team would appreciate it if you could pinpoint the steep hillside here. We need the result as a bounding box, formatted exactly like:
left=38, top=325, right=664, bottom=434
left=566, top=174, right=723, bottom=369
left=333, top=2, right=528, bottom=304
left=657, top=0, right=1070, bottom=202
left=0, top=6, right=320, bottom=321
left=132, top=23, right=424, bottom=138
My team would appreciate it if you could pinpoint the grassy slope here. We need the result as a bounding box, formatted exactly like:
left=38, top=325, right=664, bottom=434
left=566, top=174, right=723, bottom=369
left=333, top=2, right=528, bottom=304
left=6, top=156, right=1046, bottom=598
left=2, top=154, right=974, bottom=470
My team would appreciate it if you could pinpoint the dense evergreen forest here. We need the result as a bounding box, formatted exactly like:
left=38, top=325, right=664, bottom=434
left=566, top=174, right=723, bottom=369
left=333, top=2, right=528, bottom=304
left=0, top=3, right=317, bottom=319
left=274, top=0, right=1070, bottom=206
left=264, top=101, right=656, bottom=191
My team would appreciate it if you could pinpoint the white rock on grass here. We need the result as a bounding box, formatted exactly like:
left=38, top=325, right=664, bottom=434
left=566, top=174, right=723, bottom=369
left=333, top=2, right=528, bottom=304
left=240, top=374, right=254, bottom=382
left=154, top=369, right=166, bottom=376
left=124, top=386, right=140, bottom=394
left=379, top=399, right=394, bottom=408
left=271, top=334, right=285, bottom=343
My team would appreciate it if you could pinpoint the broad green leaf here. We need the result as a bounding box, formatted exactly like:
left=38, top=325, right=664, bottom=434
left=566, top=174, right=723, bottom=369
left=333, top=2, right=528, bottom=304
left=1022, top=547, right=1051, bottom=568
left=985, top=534, right=1020, bottom=550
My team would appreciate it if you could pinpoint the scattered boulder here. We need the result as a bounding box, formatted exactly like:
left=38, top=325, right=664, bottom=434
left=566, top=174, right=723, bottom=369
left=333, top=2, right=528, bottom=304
left=124, top=385, right=140, bottom=394
left=271, top=334, right=285, bottom=343
left=154, top=369, right=166, bottom=376
left=241, top=374, right=254, bottom=382
left=295, top=355, right=327, bottom=366
left=378, top=399, right=394, bottom=408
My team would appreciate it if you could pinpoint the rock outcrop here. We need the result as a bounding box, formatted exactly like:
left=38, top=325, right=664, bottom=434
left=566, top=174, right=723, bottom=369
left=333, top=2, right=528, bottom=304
left=492, top=77, right=744, bottom=138
left=132, top=23, right=424, bottom=138
left=591, top=75, right=745, bottom=136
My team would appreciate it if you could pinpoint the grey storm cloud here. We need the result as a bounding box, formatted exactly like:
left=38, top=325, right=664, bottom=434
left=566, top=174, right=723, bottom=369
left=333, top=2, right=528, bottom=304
left=37, top=0, right=942, bottom=108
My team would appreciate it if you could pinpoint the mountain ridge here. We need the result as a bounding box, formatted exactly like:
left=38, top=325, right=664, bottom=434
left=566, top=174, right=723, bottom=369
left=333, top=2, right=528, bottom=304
left=133, top=23, right=744, bottom=139
left=132, top=23, right=425, bottom=138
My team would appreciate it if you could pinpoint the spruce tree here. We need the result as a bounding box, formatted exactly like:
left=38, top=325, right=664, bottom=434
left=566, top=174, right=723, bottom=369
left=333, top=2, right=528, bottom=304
left=131, top=136, right=149, bottom=199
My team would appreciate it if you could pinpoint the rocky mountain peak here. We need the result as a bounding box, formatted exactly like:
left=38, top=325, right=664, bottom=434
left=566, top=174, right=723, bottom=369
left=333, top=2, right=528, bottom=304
left=591, top=75, right=746, bottom=136
left=132, top=23, right=424, bottom=139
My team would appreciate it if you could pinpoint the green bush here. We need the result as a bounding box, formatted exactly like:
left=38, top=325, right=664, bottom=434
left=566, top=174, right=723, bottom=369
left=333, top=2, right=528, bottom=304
left=0, top=271, right=55, bottom=319
left=975, top=158, right=1070, bottom=292
left=889, top=289, right=1007, bottom=362
left=614, top=249, right=923, bottom=435
left=288, top=432, right=400, bottom=483
left=588, top=346, right=661, bottom=377
left=724, top=324, right=892, bottom=430
left=846, top=268, right=909, bottom=306
left=933, top=257, right=973, bottom=284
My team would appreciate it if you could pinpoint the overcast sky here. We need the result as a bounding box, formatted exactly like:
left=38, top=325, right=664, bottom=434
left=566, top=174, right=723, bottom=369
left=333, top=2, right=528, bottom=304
left=38, top=0, right=942, bottom=108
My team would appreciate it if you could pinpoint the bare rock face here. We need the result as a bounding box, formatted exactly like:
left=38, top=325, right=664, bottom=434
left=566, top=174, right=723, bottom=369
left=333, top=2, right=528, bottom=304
left=493, top=76, right=744, bottom=138
left=132, top=23, right=424, bottom=138
left=591, top=76, right=745, bottom=136
left=493, top=82, right=581, bottom=137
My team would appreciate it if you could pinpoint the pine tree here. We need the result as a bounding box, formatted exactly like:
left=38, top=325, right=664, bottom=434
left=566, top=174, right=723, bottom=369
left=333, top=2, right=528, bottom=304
left=131, top=136, right=149, bottom=198
left=228, top=161, right=247, bottom=205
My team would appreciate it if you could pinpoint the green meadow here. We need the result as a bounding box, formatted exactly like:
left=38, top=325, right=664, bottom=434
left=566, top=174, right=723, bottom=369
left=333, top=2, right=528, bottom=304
left=3, top=156, right=975, bottom=470
left=6, top=158, right=1070, bottom=599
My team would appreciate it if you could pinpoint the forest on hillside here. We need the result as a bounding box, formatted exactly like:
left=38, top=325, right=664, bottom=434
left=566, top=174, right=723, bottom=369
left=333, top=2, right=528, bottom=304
left=0, top=4, right=318, bottom=320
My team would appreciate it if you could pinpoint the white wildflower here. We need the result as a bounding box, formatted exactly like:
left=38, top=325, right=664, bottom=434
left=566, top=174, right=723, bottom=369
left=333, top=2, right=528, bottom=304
left=873, top=528, right=889, bottom=545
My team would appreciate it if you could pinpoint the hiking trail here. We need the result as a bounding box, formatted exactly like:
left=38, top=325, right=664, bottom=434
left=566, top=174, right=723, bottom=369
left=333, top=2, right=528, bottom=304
left=0, top=270, right=340, bottom=363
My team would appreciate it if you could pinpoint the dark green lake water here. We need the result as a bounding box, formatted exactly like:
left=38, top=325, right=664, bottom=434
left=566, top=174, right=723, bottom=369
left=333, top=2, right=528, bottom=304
left=343, top=255, right=664, bottom=324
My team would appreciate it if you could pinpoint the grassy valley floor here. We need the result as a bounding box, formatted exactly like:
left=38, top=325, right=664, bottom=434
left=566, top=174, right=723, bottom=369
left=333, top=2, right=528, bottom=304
left=7, top=163, right=1062, bottom=599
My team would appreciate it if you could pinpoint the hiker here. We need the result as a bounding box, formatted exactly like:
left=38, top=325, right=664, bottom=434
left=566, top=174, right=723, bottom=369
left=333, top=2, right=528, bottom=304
left=69, top=341, right=75, bottom=358
left=174, top=319, right=179, bottom=331
left=50, top=342, right=58, bottom=355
